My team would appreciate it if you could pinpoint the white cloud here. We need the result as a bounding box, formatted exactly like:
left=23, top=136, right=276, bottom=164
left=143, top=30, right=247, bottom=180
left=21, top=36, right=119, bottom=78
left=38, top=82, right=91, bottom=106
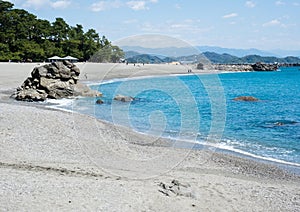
left=126, top=1, right=147, bottom=10
left=90, top=0, right=156, bottom=12
left=263, top=19, right=281, bottom=27
left=51, top=0, right=71, bottom=9
left=91, top=1, right=122, bottom=12
left=245, top=1, right=256, bottom=8
left=23, top=0, right=71, bottom=9
left=91, top=1, right=106, bottom=11
left=174, top=3, right=181, bottom=9
left=293, top=2, right=300, bottom=6
left=123, top=19, right=138, bottom=24
left=222, top=13, right=238, bottom=19
left=140, top=19, right=212, bottom=36
left=275, top=0, right=285, bottom=6
left=23, top=0, right=50, bottom=9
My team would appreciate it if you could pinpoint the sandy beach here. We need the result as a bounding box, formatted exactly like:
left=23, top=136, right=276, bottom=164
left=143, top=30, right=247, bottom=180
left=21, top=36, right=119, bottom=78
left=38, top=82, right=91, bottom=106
left=0, top=62, right=300, bottom=211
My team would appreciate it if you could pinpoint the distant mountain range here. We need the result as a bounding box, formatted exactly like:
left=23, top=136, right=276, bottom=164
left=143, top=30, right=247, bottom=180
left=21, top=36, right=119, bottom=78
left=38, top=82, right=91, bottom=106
left=197, top=46, right=300, bottom=58
left=197, top=46, right=275, bottom=57
left=124, top=51, right=300, bottom=64
left=121, top=45, right=300, bottom=59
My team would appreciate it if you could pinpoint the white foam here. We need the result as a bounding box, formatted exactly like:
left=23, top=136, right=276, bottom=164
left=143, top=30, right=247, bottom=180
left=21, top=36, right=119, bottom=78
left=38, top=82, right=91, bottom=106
left=148, top=134, right=300, bottom=167
left=197, top=140, right=300, bottom=167
left=45, top=98, right=77, bottom=113
left=46, top=98, right=74, bottom=106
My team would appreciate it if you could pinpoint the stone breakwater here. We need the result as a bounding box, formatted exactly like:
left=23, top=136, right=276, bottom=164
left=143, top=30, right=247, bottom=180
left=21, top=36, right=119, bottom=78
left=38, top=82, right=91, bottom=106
left=13, top=61, right=102, bottom=101
left=210, top=64, right=253, bottom=72
left=203, top=62, right=279, bottom=72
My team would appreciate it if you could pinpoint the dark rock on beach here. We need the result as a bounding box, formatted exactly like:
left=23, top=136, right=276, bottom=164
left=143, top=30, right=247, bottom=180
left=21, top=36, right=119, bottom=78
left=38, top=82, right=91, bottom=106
left=233, top=96, right=259, bottom=102
left=13, top=61, right=102, bottom=101
left=158, top=179, right=195, bottom=198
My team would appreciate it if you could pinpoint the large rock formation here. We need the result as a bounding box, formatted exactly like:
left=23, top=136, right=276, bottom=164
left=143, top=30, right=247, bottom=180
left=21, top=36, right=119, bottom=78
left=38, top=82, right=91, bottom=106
left=251, top=62, right=278, bottom=71
left=14, top=61, right=102, bottom=101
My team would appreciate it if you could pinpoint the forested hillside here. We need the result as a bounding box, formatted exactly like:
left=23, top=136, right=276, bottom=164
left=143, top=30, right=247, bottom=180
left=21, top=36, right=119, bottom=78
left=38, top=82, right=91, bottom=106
left=0, top=1, right=124, bottom=62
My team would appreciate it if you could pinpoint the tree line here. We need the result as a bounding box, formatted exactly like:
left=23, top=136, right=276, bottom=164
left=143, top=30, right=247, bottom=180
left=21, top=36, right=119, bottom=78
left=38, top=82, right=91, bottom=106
left=0, top=0, right=124, bottom=62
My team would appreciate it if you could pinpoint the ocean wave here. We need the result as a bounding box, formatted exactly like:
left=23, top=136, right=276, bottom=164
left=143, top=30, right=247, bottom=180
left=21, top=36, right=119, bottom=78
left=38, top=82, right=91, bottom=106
left=156, top=135, right=300, bottom=167
left=193, top=138, right=300, bottom=167
left=45, top=98, right=77, bottom=113
left=257, top=120, right=299, bottom=128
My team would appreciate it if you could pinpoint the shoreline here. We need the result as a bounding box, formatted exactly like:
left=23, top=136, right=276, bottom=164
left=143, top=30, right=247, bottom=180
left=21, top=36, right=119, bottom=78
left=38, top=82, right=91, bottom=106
left=1, top=62, right=300, bottom=211
left=1, top=61, right=299, bottom=173
left=46, top=92, right=300, bottom=176
left=78, top=69, right=300, bottom=173
left=3, top=99, right=300, bottom=180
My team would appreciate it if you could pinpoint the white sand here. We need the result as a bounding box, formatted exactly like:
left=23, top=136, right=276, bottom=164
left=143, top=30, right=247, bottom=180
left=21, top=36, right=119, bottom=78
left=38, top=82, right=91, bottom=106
left=0, top=62, right=299, bottom=211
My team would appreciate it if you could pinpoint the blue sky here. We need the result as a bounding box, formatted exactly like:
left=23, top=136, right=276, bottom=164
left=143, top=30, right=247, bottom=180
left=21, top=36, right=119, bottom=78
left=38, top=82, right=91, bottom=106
left=7, top=0, right=300, bottom=50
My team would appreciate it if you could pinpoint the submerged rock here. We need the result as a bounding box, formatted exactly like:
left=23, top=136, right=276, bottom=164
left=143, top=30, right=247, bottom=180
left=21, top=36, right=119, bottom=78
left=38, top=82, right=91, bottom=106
left=233, top=96, right=259, bottom=102
left=274, top=120, right=298, bottom=126
left=96, top=99, right=104, bottom=104
left=113, top=94, right=135, bottom=102
left=73, top=83, right=102, bottom=97
left=13, top=61, right=102, bottom=101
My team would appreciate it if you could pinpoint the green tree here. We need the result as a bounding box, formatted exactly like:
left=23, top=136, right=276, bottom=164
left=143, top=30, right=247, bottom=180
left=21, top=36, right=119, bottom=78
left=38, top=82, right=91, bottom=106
left=110, top=45, right=125, bottom=62
left=0, top=43, right=11, bottom=61
left=15, top=39, right=45, bottom=61
left=51, top=18, right=70, bottom=44
left=0, top=0, right=13, bottom=11
left=40, top=40, right=59, bottom=58
left=83, top=29, right=101, bottom=60
left=32, top=19, right=52, bottom=42
left=89, top=44, right=124, bottom=63
left=0, top=1, right=123, bottom=62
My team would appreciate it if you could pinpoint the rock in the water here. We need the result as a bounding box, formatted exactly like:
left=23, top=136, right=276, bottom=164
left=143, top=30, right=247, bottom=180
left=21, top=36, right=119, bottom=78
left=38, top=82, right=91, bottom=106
left=73, top=83, right=102, bottom=97
left=14, top=60, right=102, bottom=101
left=96, top=99, right=104, bottom=104
left=233, top=96, right=259, bottom=102
left=113, top=94, right=134, bottom=102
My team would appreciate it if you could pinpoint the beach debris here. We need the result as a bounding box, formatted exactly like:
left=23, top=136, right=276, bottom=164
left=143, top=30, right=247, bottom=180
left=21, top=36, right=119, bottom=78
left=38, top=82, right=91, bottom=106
left=158, top=179, right=195, bottom=198
left=233, top=96, right=259, bottom=102
left=113, top=94, right=135, bottom=102
left=13, top=61, right=102, bottom=101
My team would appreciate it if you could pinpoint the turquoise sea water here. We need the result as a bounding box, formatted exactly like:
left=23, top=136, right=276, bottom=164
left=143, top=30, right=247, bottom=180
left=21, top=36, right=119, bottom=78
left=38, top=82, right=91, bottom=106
left=61, top=67, right=300, bottom=167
